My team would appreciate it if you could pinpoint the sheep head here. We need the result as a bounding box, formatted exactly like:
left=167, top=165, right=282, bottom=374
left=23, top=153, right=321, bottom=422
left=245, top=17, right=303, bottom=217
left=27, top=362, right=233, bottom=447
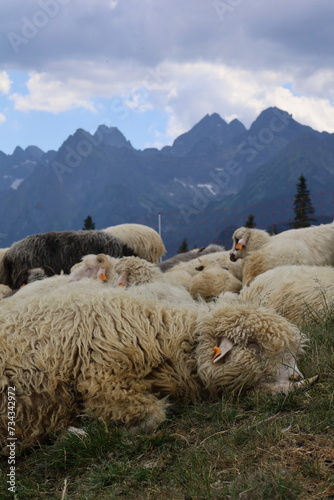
left=69, top=254, right=116, bottom=282
left=230, top=228, right=251, bottom=261
left=112, top=256, right=163, bottom=287
left=195, top=304, right=311, bottom=395
left=229, top=227, right=271, bottom=262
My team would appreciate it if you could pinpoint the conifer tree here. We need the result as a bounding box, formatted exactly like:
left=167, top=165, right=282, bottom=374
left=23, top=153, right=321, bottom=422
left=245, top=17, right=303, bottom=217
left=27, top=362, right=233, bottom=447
left=244, top=214, right=256, bottom=228
left=178, top=238, right=189, bottom=253
left=291, top=175, right=316, bottom=228
left=83, top=215, right=96, bottom=230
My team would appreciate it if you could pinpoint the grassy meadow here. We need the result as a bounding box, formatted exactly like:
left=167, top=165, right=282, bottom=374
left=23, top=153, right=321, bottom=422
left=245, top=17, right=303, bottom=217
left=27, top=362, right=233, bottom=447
left=1, top=314, right=333, bottom=499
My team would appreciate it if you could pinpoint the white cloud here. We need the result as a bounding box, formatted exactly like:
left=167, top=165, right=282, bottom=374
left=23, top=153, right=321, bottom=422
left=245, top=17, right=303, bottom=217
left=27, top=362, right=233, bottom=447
left=9, top=72, right=96, bottom=113
left=0, top=71, right=11, bottom=94
left=139, top=61, right=334, bottom=146
left=0, top=113, right=6, bottom=123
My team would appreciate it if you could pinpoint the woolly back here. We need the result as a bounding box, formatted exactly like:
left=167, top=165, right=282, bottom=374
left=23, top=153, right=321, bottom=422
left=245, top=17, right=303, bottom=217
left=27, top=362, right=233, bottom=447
left=0, top=283, right=200, bottom=393
left=104, top=224, right=166, bottom=263
left=2, top=230, right=136, bottom=287
left=241, top=265, right=334, bottom=324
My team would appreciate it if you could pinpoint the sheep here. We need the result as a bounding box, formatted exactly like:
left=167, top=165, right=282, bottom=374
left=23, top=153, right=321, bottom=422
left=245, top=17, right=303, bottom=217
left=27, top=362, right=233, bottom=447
left=0, top=248, right=8, bottom=269
left=103, top=223, right=166, bottom=264
left=240, top=265, right=334, bottom=325
left=111, top=256, right=195, bottom=305
left=12, top=265, right=56, bottom=288
left=229, top=227, right=271, bottom=262
left=1, top=265, right=58, bottom=298
left=4, top=254, right=118, bottom=301
left=0, top=284, right=11, bottom=298
left=69, top=253, right=117, bottom=283
left=189, top=266, right=242, bottom=301
left=158, top=244, right=225, bottom=272
left=229, top=222, right=334, bottom=286
left=111, top=255, right=243, bottom=305
left=166, top=250, right=243, bottom=281
left=0, top=282, right=311, bottom=453
left=0, top=230, right=137, bottom=288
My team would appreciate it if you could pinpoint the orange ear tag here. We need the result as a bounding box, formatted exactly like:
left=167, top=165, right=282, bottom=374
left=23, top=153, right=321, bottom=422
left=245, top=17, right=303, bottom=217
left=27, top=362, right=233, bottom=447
left=118, top=280, right=125, bottom=287
left=212, top=346, right=222, bottom=361
left=20, top=283, right=26, bottom=288
left=235, top=242, right=243, bottom=250
left=97, top=268, right=107, bottom=282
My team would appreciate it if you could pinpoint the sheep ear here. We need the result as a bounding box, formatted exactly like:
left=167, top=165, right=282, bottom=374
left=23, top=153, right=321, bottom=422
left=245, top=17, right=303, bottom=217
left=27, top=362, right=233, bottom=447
left=97, top=267, right=107, bottom=282
left=235, top=237, right=247, bottom=250
left=117, top=272, right=128, bottom=287
left=213, top=337, right=234, bottom=363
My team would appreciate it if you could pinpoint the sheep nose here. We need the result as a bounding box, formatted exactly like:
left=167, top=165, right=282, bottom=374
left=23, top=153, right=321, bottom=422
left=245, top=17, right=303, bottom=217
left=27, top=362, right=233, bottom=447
left=288, top=367, right=303, bottom=381
left=230, top=252, right=236, bottom=262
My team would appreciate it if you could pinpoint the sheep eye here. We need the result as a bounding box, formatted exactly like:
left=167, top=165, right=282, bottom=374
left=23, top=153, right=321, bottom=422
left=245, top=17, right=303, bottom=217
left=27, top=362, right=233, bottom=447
left=195, top=265, right=204, bottom=271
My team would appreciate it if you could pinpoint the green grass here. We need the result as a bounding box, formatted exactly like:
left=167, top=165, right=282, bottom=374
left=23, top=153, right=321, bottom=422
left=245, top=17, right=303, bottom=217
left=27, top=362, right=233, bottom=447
left=1, top=317, right=333, bottom=500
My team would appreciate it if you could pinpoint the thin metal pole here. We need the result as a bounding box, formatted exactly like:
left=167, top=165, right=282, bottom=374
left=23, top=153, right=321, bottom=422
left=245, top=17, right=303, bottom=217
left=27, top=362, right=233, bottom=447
left=158, top=212, right=162, bottom=263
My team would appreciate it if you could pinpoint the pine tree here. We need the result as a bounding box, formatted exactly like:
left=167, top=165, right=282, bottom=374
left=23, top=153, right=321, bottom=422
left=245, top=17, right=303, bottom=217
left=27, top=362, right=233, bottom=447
left=291, top=175, right=316, bottom=228
left=244, top=214, right=256, bottom=228
left=83, top=215, right=96, bottom=230
left=178, top=238, right=189, bottom=253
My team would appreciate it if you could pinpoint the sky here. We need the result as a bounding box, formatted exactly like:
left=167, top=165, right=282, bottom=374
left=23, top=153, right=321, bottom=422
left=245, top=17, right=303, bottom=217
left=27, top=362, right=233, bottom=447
left=0, top=0, right=334, bottom=155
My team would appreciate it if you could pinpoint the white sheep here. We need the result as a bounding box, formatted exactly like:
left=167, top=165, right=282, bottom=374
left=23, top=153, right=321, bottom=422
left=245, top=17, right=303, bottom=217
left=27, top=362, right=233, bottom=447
left=0, top=284, right=11, bottom=298
left=163, top=250, right=243, bottom=299
left=158, top=244, right=225, bottom=272
left=0, top=282, right=311, bottom=453
left=240, top=265, right=334, bottom=325
left=103, top=223, right=166, bottom=263
left=189, top=266, right=242, bottom=301
left=167, top=250, right=243, bottom=280
left=69, top=253, right=117, bottom=282
left=229, top=222, right=334, bottom=286
left=111, top=256, right=195, bottom=305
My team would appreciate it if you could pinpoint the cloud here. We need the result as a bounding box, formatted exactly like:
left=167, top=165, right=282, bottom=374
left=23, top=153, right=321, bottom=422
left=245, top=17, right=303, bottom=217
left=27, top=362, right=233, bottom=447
left=0, top=113, right=6, bottom=123
left=2, top=0, right=334, bottom=72
left=1, top=0, right=334, bottom=151
left=0, top=71, right=12, bottom=94
left=9, top=72, right=96, bottom=113
left=142, top=61, right=334, bottom=144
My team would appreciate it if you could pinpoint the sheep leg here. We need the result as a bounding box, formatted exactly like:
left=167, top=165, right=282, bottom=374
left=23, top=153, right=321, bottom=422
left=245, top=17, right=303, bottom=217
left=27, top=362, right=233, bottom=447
left=78, top=378, right=168, bottom=431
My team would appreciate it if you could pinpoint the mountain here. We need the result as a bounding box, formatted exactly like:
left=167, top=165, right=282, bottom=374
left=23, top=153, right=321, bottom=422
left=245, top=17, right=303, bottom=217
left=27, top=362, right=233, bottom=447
left=162, top=113, right=246, bottom=157
left=0, top=107, right=333, bottom=256
left=0, top=145, right=45, bottom=191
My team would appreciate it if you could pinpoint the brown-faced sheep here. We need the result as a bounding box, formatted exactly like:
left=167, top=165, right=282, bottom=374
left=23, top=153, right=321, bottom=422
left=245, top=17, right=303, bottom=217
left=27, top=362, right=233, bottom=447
left=0, top=230, right=136, bottom=288
left=103, top=223, right=166, bottom=263
left=0, top=282, right=310, bottom=454
left=240, top=265, right=334, bottom=325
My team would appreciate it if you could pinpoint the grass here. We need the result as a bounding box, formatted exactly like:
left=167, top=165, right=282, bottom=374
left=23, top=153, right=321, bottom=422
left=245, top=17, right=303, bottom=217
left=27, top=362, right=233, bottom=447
left=1, top=316, right=333, bottom=499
